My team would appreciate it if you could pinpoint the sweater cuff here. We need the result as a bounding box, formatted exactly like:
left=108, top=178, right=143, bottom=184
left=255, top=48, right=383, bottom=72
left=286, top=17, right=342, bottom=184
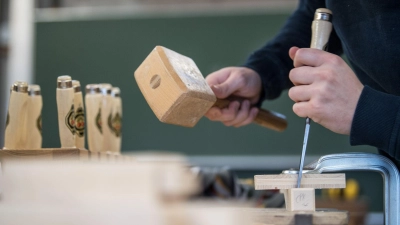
left=242, top=55, right=286, bottom=105
left=350, top=86, right=400, bottom=159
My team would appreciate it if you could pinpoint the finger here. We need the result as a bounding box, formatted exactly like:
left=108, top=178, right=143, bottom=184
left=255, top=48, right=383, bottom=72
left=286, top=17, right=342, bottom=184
left=219, top=101, right=240, bottom=123
left=224, top=100, right=251, bottom=126
left=288, top=85, right=312, bottom=102
left=206, top=69, right=231, bottom=87
left=234, top=107, right=259, bottom=128
left=289, top=66, right=316, bottom=85
left=292, top=101, right=309, bottom=118
left=289, top=46, right=300, bottom=61
left=292, top=48, right=330, bottom=68
left=211, top=74, right=245, bottom=99
left=205, top=107, right=223, bottom=121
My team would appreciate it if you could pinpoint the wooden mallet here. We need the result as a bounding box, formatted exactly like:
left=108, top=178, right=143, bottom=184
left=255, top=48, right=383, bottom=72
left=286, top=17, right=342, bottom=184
left=134, top=46, right=287, bottom=131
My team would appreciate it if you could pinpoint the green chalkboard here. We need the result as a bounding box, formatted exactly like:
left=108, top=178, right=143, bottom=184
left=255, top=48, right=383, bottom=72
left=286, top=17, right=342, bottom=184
left=35, top=12, right=376, bottom=156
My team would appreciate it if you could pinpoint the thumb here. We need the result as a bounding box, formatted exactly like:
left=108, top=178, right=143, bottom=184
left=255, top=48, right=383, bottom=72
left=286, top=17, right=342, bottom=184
left=211, top=74, right=244, bottom=99
left=289, top=46, right=300, bottom=61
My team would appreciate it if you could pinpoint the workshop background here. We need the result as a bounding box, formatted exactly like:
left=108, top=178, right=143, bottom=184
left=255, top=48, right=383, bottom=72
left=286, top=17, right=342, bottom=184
left=0, top=0, right=383, bottom=222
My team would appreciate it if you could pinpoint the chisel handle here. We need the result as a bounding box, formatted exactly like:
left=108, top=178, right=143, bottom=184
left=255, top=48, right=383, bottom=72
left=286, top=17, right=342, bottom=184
left=57, top=76, right=75, bottom=148
left=311, top=8, right=332, bottom=50
left=85, top=84, right=103, bottom=152
left=26, top=85, right=42, bottom=149
left=213, top=99, right=287, bottom=132
left=99, top=84, right=113, bottom=152
left=73, top=80, right=85, bottom=149
left=110, top=87, right=122, bottom=154
left=4, top=81, right=28, bottom=149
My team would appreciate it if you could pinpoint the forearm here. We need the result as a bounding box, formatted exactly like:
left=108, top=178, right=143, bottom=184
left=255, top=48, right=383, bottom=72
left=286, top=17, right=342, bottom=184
left=350, top=86, right=400, bottom=162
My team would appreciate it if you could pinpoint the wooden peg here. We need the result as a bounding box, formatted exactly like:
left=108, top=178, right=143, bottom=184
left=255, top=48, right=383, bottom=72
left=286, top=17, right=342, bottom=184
left=57, top=76, right=75, bottom=148
left=26, top=84, right=43, bottom=149
left=85, top=84, right=103, bottom=152
left=286, top=188, right=315, bottom=211
left=134, top=46, right=287, bottom=131
left=4, top=81, right=29, bottom=149
left=72, top=80, right=85, bottom=149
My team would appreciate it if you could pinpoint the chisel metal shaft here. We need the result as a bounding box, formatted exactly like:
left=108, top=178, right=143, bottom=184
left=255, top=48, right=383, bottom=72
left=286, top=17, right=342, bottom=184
left=297, top=8, right=333, bottom=188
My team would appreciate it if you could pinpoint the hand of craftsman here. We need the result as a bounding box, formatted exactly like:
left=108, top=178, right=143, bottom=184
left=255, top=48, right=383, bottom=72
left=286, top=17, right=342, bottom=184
left=288, top=47, right=364, bottom=135
left=205, top=67, right=262, bottom=127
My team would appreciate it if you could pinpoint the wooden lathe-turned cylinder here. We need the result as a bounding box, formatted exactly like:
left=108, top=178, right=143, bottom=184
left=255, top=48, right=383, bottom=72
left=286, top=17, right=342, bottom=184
left=26, top=84, right=43, bottom=149
left=99, top=83, right=113, bottom=152
left=4, top=81, right=29, bottom=149
left=57, top=75, right=75, bottom=148
left=109, top=87, right=122, bottom=154
left=72, top=80, right=85, bottom=149
left=85, top=84, right=103, bottom=152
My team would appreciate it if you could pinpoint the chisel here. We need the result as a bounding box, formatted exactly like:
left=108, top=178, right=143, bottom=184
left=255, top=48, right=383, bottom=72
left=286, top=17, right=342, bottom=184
left=4, top=81, right=29, bottom=149
left=297, top=8, right=333, bottom=188
left=110, top=87, right=122, bottom=154
left=72, top=80, right=85, bottom=149
left=26, top=84, right=43, bottom=149
left=57, top=75, right=75, bottom=148
left=99, top=83, right=113, bottom=152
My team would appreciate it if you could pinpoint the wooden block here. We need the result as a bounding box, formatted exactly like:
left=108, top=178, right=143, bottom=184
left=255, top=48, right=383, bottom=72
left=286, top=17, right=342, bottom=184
left=254, top=173, right=346, bottom=190
left=134, top=46, right=216, bottom=127
left=286, top=188, right=315, bottom=211
left=241, top=208, right=348, bottom=225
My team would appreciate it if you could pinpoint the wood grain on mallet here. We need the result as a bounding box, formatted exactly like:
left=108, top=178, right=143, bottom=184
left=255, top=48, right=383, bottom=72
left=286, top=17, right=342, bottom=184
left=254, top=173, right=346, bottom=190
left=134, top=46, right=287, bottom=131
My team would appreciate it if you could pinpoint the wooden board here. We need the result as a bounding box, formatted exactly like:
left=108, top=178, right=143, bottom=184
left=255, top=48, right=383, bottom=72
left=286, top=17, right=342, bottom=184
left=0, top=148, right=134, bottom=163
left=243, top=208, right=348, bottom=225
left=255, top=173, right=346, bottom=190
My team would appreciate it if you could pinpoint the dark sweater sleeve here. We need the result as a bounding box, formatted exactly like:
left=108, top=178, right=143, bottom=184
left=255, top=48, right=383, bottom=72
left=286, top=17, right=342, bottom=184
left=351, top=86, right=400, bottom=161
left=243, top=0, right=343, bottom=101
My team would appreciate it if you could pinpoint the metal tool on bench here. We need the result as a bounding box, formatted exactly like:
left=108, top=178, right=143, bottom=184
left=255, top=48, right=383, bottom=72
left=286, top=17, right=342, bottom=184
left=288, top=153, right=399, bottom=225
left=297, top=8, right=333, bottom=188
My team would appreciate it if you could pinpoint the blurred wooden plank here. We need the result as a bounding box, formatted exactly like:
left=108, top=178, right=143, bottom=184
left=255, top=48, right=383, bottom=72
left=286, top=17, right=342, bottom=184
left=243, top=208, right=348, bottom=225
left=255, top=173, right=346, bottom=190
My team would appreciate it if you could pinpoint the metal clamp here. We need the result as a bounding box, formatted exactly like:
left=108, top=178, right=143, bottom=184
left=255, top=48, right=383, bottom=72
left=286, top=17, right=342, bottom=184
left=304, top=152, right=399, bottom=225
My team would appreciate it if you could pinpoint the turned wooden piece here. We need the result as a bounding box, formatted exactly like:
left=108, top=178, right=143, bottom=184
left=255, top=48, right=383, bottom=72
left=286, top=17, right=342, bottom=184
left=110, top=87, right=122, bottom=154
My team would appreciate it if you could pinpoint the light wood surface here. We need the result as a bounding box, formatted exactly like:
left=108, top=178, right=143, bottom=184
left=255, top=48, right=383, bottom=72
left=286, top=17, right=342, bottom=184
left=85, top=90, right=103, bottom=152
left=135, top=46, right=287, bottom=131
left=57, top=77, right=76, bottom=148
left=243, top=208, right=348, bottom=225
left=26, top=92, right=42, bottom=149
left=4, top=90, right=28, bottom=149
left=73, top=83, right=85, bottom=148
left=255, top=173, right=346, bottom=190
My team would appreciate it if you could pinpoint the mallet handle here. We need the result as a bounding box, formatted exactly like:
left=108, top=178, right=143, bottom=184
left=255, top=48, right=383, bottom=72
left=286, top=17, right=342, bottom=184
left=214, top=99, right=287, bottom=132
